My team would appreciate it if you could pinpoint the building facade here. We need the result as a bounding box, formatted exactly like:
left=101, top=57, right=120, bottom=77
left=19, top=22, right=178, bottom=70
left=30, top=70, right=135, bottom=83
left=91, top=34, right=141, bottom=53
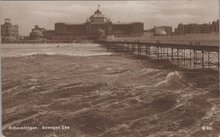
left=175, top=20, right=219, bottom=35
left=1, top=18, right=19, bottom=42
left=45, top=7, right=144, bottom=41
left=210, top=20, right=219, bottom=33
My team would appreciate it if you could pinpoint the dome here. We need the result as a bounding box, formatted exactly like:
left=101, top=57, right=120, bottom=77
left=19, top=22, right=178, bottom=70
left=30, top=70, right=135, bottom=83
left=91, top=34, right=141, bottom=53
left=88, top=6, right=111, bottom=24
left=30, top=30, right=43, bottom=37
left=32, top=30, right=43, bottom=36
left=91, top=9, right=105, bottom=18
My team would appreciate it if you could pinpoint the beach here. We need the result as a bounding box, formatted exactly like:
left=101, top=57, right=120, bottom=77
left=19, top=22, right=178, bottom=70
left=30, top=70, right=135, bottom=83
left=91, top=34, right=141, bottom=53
left=2, top=44, right=220, bottom=137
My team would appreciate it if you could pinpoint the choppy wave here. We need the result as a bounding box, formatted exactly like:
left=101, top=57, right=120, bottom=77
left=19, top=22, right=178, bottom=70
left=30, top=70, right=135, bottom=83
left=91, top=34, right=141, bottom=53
left=1, top=43, right=112, bottom=57
left=2, top=45, right=219, bottom=137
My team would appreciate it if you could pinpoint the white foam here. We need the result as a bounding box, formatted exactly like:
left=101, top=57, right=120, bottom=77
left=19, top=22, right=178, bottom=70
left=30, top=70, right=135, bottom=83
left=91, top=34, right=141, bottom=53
left=154, top=71, right=184, bottom=87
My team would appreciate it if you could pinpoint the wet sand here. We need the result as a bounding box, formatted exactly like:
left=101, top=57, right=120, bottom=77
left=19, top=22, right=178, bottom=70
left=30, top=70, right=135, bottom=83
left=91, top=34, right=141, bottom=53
left=2, top=54, right=220, bottom=137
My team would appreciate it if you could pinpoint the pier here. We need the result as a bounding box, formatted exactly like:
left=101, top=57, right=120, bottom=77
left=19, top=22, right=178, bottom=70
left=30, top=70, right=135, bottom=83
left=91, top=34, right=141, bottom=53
left=100, top=40, right=220, bottom=70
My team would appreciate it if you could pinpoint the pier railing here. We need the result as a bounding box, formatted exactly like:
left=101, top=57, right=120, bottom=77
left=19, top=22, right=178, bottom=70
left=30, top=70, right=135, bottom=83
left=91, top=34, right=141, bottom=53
left=100, top=40, right=220, bottom=70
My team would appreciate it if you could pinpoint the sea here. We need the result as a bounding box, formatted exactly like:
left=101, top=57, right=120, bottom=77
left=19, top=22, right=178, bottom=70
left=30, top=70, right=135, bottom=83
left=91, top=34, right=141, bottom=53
left=1, top=43, right=219, bottom=137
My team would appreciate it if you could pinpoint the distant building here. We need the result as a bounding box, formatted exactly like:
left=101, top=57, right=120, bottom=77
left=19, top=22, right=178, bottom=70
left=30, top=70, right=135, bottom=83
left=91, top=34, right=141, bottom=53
left=175, top=20, right=219, bottom=35
left=210, top=20, right=219, bottom=33
left=112, top=22, right=144, bottom=37
left=149, top=26, right=172, bottom=36
left=45, top=6, right=144, bottom=42
left=43, top=30, right=55, bottom=40
left=1, top=18, right=20, bottom=42
left=29, top=25, right=46, bottom=40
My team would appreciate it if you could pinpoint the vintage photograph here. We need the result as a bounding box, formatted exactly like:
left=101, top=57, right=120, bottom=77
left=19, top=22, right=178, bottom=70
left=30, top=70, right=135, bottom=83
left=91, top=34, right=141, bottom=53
left=0, top=0, right=219, bottom=137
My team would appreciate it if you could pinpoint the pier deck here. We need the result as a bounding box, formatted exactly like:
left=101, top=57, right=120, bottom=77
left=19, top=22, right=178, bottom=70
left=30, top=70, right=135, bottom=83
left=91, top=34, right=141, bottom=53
left=100, top=40, right=220, bottom=70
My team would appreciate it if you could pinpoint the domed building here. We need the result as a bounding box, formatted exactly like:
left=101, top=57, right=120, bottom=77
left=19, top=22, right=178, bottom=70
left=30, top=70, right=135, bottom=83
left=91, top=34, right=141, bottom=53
left=85, top=7, right=112, bottom=38
left=49, top=5, right=144, bottom=41
left=29, top=25, right=46, bottom=40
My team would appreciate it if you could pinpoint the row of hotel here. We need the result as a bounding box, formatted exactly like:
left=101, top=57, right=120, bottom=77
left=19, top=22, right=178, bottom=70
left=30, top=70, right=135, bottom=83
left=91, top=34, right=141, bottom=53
left=1, top=8, right=219, bottom=43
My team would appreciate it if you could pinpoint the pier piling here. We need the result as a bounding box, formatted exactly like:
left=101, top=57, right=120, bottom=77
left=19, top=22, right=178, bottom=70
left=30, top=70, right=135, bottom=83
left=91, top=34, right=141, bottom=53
left=101, top=40, right=219, bottom=71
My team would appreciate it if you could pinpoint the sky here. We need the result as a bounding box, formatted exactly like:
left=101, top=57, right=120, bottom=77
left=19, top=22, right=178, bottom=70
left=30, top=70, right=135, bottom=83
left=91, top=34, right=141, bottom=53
left=0, top=0, right=219, bottom=36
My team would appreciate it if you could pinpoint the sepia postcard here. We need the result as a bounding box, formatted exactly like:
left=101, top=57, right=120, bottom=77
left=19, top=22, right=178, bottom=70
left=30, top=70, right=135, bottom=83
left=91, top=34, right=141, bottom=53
left=0, top=0, right=219, bottom=137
